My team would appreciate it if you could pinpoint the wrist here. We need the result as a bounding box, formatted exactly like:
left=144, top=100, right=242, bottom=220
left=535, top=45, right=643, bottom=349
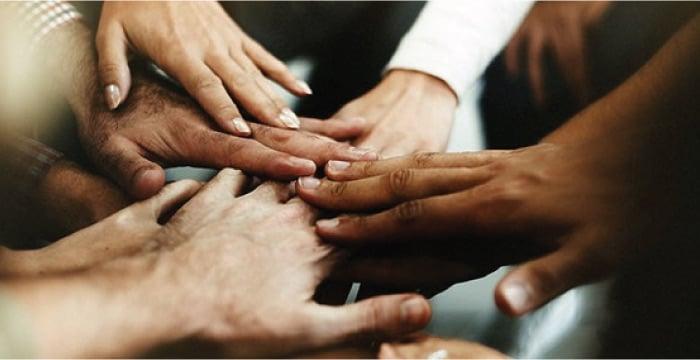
left=383, top=69, right=458, bottom=107
left=5, top=253, right=195, bottom=357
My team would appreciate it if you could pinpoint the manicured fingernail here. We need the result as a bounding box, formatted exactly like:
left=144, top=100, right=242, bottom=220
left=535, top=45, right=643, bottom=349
left=502, top=281, right=530, bottom=313
left=400, top=297, right=428, bottom=324
left=349, top=147, right=379, bottom=160
left=327, top=160, right=350, bottom=172
left=232, top=117, right=251, bottom=135
left=290, top=158, right=316, bottom=173
left=105, top=84, right=121, bottom=110
left=296, top=80, right=313, bottom=95
left=317, top=218, right=339, bottom=229
left=297, top=176, right=320, bottom=189
left=278, top=108, right=300, bottom=129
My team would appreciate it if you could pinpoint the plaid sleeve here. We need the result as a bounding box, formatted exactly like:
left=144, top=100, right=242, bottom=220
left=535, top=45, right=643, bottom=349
left=1, top=0, right=82, bottom=50
left=0, top=134, right=63, bottom=197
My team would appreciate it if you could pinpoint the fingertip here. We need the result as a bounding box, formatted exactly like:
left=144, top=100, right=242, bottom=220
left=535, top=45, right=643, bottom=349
left=268, top=157, right=316, bottom=178
left=131, top=167, right=166, bottom=200
left=399, top=295, right=432, bottom=328
left=105, top=84, right=121, bottom=110
left=378, top=343, right=400, bottom=359
left=231, top=117, right=252, bottom=137
left=494, top=279, right=533, bottom=317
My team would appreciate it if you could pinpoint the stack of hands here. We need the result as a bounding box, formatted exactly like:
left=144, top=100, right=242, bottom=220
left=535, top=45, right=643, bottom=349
left=4, top=0, right=699, bottom=358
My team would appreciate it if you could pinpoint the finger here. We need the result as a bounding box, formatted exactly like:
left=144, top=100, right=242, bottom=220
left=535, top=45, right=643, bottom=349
left=98, top=138, right=165, bottom=200
left=325, top=150, right=509, bottom=181
left=306, top=294, right=431, bottom=346
left=380, top=141, right=427, bottom=159
left=140, top=179, right=202, bottom=221
left=198, top=168, right=249, bottom=198
left=243, top=37, right=312, bottom=96
left=494, top=243, right=597, bottom=316
left=505, top=30, right=524, bottom=78
left=380, top=337, right=508, bottom=359
left=210, top=51, right=299, bottom=129
left=249, top=123, right=379, bottom=165
left=527, top=30, right=547, bottom=107
left=169, top=56, right=251, bottom=137
left=184, top=129, right=316, bottom=179
left=332, top=256, right=482, bottom=288
left=300, top=117, right=367, bottom=141
left=96, top=24, right=131, bottom=110
left=297, top=167, right=491, bottom=212
left=315, top=190, right=481, bottom=246
left=247, top=181, right=294, bottom=203
left=552, top=28, right=590, bottom=105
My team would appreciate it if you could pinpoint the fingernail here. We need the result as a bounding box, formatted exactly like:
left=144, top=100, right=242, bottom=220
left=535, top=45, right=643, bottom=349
left=502, top=281, right=530, bottom=313
left=400, top=297, right=428, bottom=325
left=297, top=176, right=320, bottom=189
left=327, top=160, right=350, bottom=172
left=296, top=80, right=313, bottom=95
left=290, top=158, right=317, bottom=173
left=278, top=108, right=300, bottom=129
left=317, top=218, right=339, bottom=229
left=105, top=84, right=121, bottom=110
left=349, top=147, right=379, bottom=160
left=232, top=117, right=251, bottom=135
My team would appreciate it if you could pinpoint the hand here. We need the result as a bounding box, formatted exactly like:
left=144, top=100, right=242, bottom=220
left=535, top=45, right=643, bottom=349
left=0, top=179, right=201, bottom=276
left=34, top=160, right=129, bottom=236
left=79, top=66, right=376, bottom=199
left=97, top=1, right=310, bottom=134
left=150, top=170, right=432, bottom=357
left=379, top=335, right=507, bottom=359
left=505, top=2, right=610, bottom=107
left=333, top=70, right=457, bottom=158
left=296, top=140, right=655, bottom=316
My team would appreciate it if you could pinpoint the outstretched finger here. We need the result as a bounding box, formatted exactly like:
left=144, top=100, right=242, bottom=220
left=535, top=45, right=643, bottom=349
left=297, top=167, right=491, bottom=212
left=325, top=150, right=509, bottom=181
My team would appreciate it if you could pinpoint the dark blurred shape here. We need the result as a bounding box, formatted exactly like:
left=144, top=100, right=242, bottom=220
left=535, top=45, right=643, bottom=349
left=481, top=1, right=700, bottom=149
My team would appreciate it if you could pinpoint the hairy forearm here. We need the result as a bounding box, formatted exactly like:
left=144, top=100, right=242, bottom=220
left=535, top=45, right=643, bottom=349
left=0, top=254, right=194, bottom=357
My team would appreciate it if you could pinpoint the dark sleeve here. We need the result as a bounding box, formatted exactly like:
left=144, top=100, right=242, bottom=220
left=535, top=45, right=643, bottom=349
left=0, top=133, right=63, bottom=198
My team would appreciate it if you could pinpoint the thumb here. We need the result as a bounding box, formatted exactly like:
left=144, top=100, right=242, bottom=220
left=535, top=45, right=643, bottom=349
left=96, top=24, right=132, bottom=110
left=495, top=245, right=592, bottom=316
left=98, top=139, right=165, bottom=200
left=307, top=294, right=431, bottom=347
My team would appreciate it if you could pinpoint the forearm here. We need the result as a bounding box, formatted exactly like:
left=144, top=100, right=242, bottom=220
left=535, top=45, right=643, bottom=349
left=545, top=14, right=700, bottom=148
left=39, top=21, right=101, bottom=124
left=0, top=254, right=194, bottom=357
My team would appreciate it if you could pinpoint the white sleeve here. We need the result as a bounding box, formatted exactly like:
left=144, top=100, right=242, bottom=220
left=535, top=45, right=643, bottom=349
left=386, top=0, right=533, bottom=99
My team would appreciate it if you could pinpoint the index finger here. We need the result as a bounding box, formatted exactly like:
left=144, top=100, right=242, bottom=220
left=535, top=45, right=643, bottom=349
left=325, top=150, right=510, bottom=181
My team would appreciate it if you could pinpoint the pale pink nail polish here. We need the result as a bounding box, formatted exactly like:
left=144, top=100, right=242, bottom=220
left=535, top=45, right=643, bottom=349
left=297, top=176, right=320, bottom=189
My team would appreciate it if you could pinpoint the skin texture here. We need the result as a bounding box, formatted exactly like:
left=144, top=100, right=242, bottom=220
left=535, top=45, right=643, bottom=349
left=0, top=179, right=201, bottom=276
left=379, top=335, right=507, bottom=359
left=297, top=14, right=700, bottom=316
left=41, top=22, right=375, bottom=200
left=505, top=1, right=610, bottom=107
left=97, top=1, right=310, bottom=133
left=333, top=69, right=457, bottom=158
left=33, top=160, right=129, bottom=236
left=1, top=170, right=433, bottom=358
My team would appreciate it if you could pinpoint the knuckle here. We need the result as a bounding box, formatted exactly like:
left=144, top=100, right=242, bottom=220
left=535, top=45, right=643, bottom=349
left=391, top=200, right=423, bottom=224
left=99, top=62, right=122, bottom=78
left=384, top=169, right=413, bottom=199
left=359, top=161, right=376, bottom=177
left=411, top=152, right=438, bottom=167
left=328, top=181, right=348, bottom=197
left=191, top=74, right=223, bottom=95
